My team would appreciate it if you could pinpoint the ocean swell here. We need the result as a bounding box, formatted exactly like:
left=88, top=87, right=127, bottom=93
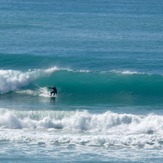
left=1, top=67, right=163, bottom=105
left=36, top=69, right=163, bottom=97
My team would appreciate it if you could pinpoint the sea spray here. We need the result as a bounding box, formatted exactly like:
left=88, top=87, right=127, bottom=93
left=0, top=109, right=162, bottom=149
left=0, top=67, right=57, bottom=94
left=0, top=109, right=163, bottom=133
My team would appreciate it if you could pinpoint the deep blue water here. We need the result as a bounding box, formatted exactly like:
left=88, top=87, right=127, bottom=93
left=0, top=0, right=163, bottom=162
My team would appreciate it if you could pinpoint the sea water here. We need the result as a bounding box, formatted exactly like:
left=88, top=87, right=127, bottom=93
left=0, top=0, right=163, bottom=162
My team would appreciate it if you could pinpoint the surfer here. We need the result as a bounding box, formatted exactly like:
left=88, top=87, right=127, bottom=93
left=49, top=86, right=57, bottom=97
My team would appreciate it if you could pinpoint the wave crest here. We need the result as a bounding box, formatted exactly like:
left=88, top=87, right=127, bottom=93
left=0, top=67, right=57, bottom=94
left=0, top=110, right=162, bottom=134
left=0, top=110, right=163, bottom=149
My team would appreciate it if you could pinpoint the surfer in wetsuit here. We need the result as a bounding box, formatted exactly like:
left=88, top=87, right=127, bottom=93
left=49, top=86, right=57, bottom=97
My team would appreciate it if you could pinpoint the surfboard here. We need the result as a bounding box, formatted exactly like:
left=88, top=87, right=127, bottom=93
left=50, top=96, right=56, bottom=99
left=50, top=94, right=57, bottom=99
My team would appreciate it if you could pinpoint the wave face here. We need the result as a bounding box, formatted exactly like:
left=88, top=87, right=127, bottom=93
left=0, top=109, right=163, bottom=149
left=46, top=70, right=163, bottom=96
left=1, top=67, right=163, bottom=105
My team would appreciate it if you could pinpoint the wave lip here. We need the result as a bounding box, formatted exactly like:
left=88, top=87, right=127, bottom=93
left=0, top=67, right=57, bottom=94
left=110, top=69, right=142, bottom=75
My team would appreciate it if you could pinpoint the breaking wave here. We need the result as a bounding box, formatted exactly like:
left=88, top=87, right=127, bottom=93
left=0, top=67, right=58, bottom=94
left=0, top=109, right=163, bottom=149
left=1, top=67, right=163, bottom=106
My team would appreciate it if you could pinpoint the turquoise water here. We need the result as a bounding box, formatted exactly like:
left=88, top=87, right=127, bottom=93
left=1, top=0, right=163, bottom=162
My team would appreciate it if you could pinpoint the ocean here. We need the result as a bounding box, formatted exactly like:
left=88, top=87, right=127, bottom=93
left=0, top=0, right=163, bottom=162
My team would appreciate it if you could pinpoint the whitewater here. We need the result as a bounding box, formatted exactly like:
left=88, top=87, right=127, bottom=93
left=1, top=67, right=163, bottom=162
left=1, top=0, right=163, bottom=162
left=1, top=109, right=163, bottom=162
left=0, top=109, right=163, bottom=147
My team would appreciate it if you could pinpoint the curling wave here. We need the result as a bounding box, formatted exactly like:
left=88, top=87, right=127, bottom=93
left=1, top=67, right=163, bottom=105
left=0, top=67, right=58, bottom=94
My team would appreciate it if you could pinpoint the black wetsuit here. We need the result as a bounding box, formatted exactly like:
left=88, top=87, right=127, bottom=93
left=50, top=86, right=57, bottom=96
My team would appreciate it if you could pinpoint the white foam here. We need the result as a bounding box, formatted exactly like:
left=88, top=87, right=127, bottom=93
left=60, top=68, right=90, bottom=73
left=17, top=87, right=56, bottom=97
left=111, top=70, right=140, bottom=75
left=0, top=110, right=163, bottom=149
left=16, top=89, right=38, bottom=96
left=0, top=67, right=57, bottom=94
left=44, top=66, right=59, bottom=74
left=0, top=67, right=92, bottom=94
left=39, top=87, right=52, bottom=97
left=0, top=110, right=158, bottom=132
left=78, top=69, right=90, bottom=73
